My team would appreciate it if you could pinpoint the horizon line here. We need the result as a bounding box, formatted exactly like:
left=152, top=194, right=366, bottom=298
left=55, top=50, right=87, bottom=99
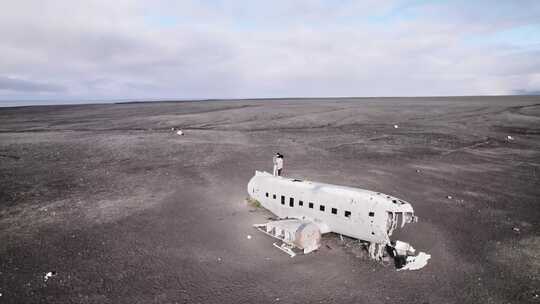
left=1, top=93, right=539, bottom=108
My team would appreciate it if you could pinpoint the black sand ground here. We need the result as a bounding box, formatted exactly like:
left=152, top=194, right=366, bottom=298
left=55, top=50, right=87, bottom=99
left=1, top=97, right=539, bottom=304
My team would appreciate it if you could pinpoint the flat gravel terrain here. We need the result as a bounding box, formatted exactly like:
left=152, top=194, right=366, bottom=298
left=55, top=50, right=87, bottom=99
left=1, top=96, right=539, bottom=304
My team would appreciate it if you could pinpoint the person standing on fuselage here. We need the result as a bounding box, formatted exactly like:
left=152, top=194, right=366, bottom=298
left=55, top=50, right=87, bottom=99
left=275, top=153, right=283, bottom=176
left=273, top=153, right=278, bottom=176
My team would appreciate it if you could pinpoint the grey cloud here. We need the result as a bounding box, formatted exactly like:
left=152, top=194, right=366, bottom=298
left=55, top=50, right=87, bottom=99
left=0, top=76, right=65, bottom=93
left=514, top=89, right=540, bottom=95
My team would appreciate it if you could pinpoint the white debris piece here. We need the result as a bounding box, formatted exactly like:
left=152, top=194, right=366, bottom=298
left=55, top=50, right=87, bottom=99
left=447, top=195, right=452, bottom=199
left=394, top=124, right=399, bottom=129
left=247, top=235, right=252, bottom=239
left=398, top=252, right=431, bottom=271
left=513, top=227, right=520, bottom=233
left=176, top=130, right=184, bottom=136
left=394, top=240, right=415, bottom=256
left=506, top=135, right=514, bottom=141
left=44, top=271, right=56, bottom=281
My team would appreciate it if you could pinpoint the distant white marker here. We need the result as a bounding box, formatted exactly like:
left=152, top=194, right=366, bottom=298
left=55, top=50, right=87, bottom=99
left=44, top=271, right=56, bottom=281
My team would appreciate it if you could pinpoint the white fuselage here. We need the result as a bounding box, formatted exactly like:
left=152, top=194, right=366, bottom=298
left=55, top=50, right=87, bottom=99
left=247, top=171, right=416, bottom=244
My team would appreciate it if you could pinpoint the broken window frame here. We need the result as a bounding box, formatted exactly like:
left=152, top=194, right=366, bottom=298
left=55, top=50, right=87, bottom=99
left=344, top=210, right=351, bottom=218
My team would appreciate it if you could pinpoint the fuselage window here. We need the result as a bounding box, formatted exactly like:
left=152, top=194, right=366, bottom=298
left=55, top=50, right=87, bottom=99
left=331, top=208, right=337, bottom=215
left=299, top=200, right=304, bottom=206
left=320, top=205, right=325, bottom=212
left=273, top=194, right=276, bottom=199
left=265, top=192, right=269, bottom=197
left=289, top=197, right=294, bottom=207
left=281, top=196, right=285, bottom=205
left=344, top=211, right=351, bottom=218
left=369, top=211, right=375, bottom=217
left=308, top=202, right=314, bottom=209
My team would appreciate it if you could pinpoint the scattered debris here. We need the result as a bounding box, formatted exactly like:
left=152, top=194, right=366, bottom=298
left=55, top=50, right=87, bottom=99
left=217, top=257, right=222, bottom=262
left=447, top=195, right=453, bottom=199
left=247, top=235, right=252, bottom=240
left=397, top=252, right=431, bottom=271
left=513, top=227, right=520, bottom=233
left=393, top=124, right=399, bottom=129
left=44, top=271, right=57, bottom=281
left=176, top=130, right=184, bottom=136
left=506, top=135, right=514, bottom=141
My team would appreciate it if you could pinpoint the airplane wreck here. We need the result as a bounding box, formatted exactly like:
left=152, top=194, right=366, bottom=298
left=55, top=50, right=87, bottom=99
left=248, top=171, right=430, bottom=270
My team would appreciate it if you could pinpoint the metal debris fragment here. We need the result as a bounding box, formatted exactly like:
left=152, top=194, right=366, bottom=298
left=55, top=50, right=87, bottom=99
left=273, top=242, right=296, bottom=257
left=397, top=252, right=431, bottom=271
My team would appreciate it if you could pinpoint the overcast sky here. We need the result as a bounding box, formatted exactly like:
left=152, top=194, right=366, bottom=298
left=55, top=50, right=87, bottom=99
left=1, top=0, right=539, bottom=105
